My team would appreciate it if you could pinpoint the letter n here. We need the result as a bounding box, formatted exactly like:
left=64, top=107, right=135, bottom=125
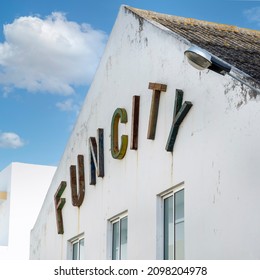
left=89, top=128, right=105, bottom=185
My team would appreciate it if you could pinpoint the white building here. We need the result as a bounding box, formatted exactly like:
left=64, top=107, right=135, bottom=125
left=0, top=163, right=56, bottom=259
left=30, top=6, right=260, bottom=260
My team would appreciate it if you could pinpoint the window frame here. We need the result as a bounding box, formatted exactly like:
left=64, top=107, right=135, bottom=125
left=157, top=183, right=184, bottom=260
left=110, top=212, right=128, bottom=260
left=68, top=234, right=85, bottom=260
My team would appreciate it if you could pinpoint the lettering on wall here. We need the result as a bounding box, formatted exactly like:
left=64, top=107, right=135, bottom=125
left=111, top=108, right=128, bottom=159
left=89, top=128, right=105, bottom=185
left=54, top=82, right=193, bottom=234
left=54, top=181, right=67, bottom=234
left=70, top=155, right=85, bottom=207
left=166, top=90, right=193, bottom=152
left=147, top=83, right=167, bottom=140
left=130, top=95, right=140, bottom=150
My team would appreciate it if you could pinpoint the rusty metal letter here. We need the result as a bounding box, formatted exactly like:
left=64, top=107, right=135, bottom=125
left=111, top=108, right=128, bottom=159
left=89, top=128, right=105, bottom=185
left=165, top=90, right=193, bottom=152
left=147, top=83, right=167, bottom=140
left=130, top=95, right=140, bottom=150
left=54, top=181, right=67, bottom=234
left=70, top=155, right=85, bottom=207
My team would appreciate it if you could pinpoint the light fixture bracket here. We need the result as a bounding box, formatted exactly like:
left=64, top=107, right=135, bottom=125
left=184, top=46, right=260, bottom=94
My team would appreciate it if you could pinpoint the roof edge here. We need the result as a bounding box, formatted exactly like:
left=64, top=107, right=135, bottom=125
left=125, top=6, right=260, bottom=36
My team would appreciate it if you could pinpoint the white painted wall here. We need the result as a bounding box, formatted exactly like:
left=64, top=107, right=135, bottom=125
left=0, top=165, right=11, bottom=248
left=0, top=163, right=56, bottom=259
left=30, top=6, right=260, bottom=260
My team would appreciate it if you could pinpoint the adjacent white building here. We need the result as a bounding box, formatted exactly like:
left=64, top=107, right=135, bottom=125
left=30, top=6, right=260, bottom=260
left=0, top=163, right=56, bottom=259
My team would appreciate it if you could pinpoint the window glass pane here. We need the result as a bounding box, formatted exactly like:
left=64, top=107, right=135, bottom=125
left=175, top=221, right=184, bottom=260
left=72, top=242, right=78, bottom=260
left=120, top=217, right=128, bottom=260
left=79, top=238, right=85, bottom=260
left=175, top=189, right=184, bottom=221
left=112, top=221, right=120, bottom=260
left=164, top=195, right=173, bottom=260
left=174, top=189, right=184, bottom=260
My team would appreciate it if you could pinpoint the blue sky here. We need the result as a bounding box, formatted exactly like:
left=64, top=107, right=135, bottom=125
left=0, top=0, right=259, bottom=171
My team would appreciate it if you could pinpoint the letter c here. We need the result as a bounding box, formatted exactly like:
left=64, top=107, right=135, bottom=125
left=111, top=108, right=128, bottom=159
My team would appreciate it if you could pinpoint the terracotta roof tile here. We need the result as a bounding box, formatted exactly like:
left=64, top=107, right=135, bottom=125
left=127, top=7, right=260, bottom=83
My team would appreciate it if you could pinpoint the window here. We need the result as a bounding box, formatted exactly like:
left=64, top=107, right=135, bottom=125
left=70, top=235, right=85, bottom=260
left=111, top=214, right=128, bottom=260
left=163, top=188, right=184, bottom=260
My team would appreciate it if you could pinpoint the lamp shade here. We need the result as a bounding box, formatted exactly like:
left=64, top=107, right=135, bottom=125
left=184, top=47, right=212, bottom=70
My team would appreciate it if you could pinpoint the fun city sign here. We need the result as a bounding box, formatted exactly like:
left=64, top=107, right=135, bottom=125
left=54, top=82, right=192, bottom=234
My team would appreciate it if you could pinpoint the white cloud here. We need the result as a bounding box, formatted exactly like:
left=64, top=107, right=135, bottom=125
left=0, top=132, right=25, bottom=148
left=56, top=98, right=79, bottom=112
left=244, top=7, right=260, bottom=25
left=0, top=12, right=107, bottom=95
